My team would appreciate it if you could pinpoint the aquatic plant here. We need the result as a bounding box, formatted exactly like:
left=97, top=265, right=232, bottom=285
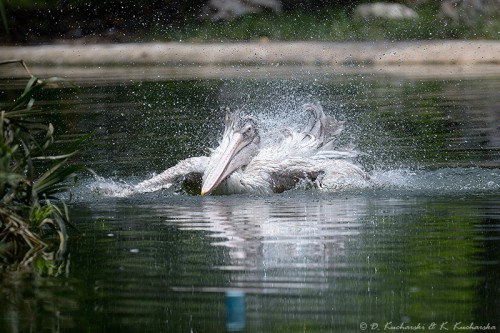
left=0, top=60, right=86, bottom=268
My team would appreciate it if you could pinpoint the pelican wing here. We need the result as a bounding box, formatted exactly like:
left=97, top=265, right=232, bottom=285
left=272, top=157, right=369, bottom=192
left=301, top=103, right=341, bottom=144
left=134, top=156, right=209, bottom=194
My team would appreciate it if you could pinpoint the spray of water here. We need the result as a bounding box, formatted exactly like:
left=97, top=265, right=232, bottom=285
left=371, top=167, right=500, bottom=194
left=85, top=79, right=499, bottom=198
left=216, top=79, right=347, bottom=147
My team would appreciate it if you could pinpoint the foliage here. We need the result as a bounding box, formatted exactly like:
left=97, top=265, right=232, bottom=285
left=0, top=60, right=85, bottom=268
left=2, top=0, right=500, bottom=44
left=156, top=6, right=500, bottom=42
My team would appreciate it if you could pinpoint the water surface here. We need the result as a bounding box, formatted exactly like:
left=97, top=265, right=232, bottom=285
left=1, top=66, right=499, bottom=332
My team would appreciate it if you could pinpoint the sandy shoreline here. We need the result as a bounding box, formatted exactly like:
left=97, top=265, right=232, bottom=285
left=1, top=40, right=500, bottom=81
left=1, top=40, right=499, bottom=66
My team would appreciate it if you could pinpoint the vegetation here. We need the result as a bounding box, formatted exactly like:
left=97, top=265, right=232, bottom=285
left=161, top=6, right=494, bottom=42
left=1, top=0, right=499, bottom=44
left=0, top=60, right=85, bottom=271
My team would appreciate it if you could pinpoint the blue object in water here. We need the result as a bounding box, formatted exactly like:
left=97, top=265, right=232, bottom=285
left=225, top=290, right=245, bottom=331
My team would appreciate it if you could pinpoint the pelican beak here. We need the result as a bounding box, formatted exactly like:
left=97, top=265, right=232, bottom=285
left=201, top=132, right=247, bottom=196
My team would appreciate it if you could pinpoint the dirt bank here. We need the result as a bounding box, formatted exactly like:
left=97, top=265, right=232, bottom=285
left=1, top=40, right=499, bottom=67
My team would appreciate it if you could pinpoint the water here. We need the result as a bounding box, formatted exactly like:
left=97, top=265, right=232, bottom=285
left=1, top=66, right=499, bottom=332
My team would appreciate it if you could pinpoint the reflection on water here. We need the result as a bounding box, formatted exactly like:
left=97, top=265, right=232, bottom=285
left=4, top=194, right=496, bottom=332
left=1, top=68, right=500, bottom=332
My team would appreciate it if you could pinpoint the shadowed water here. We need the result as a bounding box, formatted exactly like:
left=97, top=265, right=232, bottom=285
left=1, top=67, right=499, bottom=332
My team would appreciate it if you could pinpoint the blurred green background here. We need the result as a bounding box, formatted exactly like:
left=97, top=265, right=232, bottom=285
left=1, top=0, right=500, bottom=44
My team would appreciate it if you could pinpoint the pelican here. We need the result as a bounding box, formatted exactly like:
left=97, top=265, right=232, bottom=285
left=133, top=102, right=369, bottom=195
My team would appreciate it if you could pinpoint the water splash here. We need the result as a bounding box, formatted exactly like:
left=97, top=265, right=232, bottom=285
left=82, top=94, right=500, bottom=198
left=216, top=79, right=350, bottom=147
left=80, top=83, right=499, bottom=198
left=86, top=175, right=136, bottom=198
left=84, top=167, right=500, bottom=199
left=370, top=167, right=500, bottom=194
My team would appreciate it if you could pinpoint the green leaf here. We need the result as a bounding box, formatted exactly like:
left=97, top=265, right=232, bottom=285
left=34, top=163, right=87, bottom=197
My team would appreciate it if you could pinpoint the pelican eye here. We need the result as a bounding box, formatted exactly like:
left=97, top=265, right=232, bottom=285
left=243, top=124, right=254, bottom=136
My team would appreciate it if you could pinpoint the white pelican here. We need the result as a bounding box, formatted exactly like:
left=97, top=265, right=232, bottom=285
left=134, top=102, right=369, bottom=195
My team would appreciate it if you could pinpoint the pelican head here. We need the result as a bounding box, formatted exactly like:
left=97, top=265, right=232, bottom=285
left=201, top=108, right=261, bottom=195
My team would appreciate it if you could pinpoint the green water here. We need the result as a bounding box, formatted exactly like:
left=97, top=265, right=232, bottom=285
left=1, top=67, right=499, bottom=332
